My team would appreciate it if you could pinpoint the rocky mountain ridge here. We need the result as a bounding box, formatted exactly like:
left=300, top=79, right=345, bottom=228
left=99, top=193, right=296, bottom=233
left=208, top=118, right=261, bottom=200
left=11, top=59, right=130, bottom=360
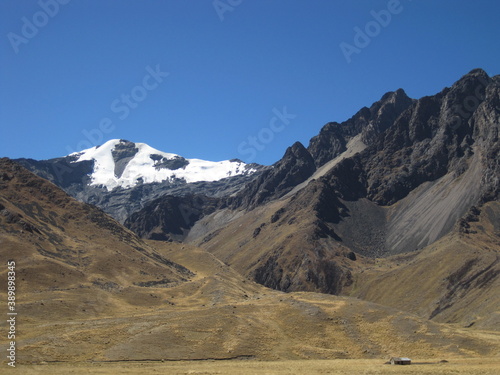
left=3, top=159, right=498, bottom=361
left=16, top=139, right=267, bottom=223
left=10, top=69, right=500, bottom=313
left=1, top=68, right=499, bottom=336
left=129, top=69, right=498, bottom=248
left=176, top=69, right=500, bottom=305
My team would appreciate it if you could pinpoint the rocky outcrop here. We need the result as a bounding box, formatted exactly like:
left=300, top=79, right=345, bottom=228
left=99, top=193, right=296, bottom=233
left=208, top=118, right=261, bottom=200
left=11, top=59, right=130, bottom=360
left=150, top=154, right=189, bottom=170
left=124, top=194, right=219, bottom=241
left=192, top=68, right=500, bottom=296
left=253, top=250, right=353, bottom=295
left=320, top=68, right=498, bottom=207
left=111, top=140, right=139, bottom=178
left=307, top=89, right=413, bottom=167
left=227, top=142, right=316, bottom=210
left=12, top=69, right=500, bottom=300
left=16, top=147, right=267, bottom=223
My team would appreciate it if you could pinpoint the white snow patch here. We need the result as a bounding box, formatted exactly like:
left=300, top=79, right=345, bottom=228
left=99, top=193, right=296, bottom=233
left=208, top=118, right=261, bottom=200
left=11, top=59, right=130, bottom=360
left=73, top=139, right=255, bottom=190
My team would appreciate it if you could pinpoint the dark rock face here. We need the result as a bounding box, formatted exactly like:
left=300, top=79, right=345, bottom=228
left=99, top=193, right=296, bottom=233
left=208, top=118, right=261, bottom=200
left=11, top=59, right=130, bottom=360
left=150, top=154, right=189, bottom=170
left=474, top=74, right=500, bottom=202
left=321, top=68, right=499, bottom=207
left=227, top=142, right=316, bottom=210
left=307, top=89, right=414, bottom=167
left=12, top=69, right=500, bottom=298
left=16, top=145, right=267, bottom=224
left=112, top=140, right=139, bottom=178
left=15, top=156, right=95, bottom=189
left=124, top=194, right=219, bottom=241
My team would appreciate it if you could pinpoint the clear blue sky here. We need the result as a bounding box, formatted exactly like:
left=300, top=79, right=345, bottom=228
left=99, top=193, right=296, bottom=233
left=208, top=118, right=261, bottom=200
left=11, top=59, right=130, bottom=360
left=1, top=0, right=499, bottom=165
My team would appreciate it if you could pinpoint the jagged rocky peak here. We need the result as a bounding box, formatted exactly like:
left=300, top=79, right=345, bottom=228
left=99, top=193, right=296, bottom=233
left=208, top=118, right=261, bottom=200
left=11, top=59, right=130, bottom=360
left=443, top=68, right=491, bottom=110
left=371, top=89, right=413, bottom=126
left=375, top=88, right=411, bottom=110
left=227, top=141, right=316, bottom=210
left=461, top=67, right=490, bottom=81
left=439, top=69, right=493, bottom=126
left=278, top=142, right=316, bottom=185
left=284, top=141, right=313, bottom=161
left=307, top=88, right=414, bottom=167
left=325, top=68, right=498, bottom=208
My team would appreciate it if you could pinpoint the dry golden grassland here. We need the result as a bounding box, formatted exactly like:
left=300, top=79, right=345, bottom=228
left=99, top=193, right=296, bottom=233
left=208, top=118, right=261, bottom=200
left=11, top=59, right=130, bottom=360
left=2, top=160, right=500, bottom=373
left=16, top=357, right=500, bottom=375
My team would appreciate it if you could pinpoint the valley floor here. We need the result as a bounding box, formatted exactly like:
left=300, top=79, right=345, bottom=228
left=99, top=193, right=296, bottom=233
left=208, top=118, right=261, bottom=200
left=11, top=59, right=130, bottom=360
left=16, top=357, right=500, bottom=375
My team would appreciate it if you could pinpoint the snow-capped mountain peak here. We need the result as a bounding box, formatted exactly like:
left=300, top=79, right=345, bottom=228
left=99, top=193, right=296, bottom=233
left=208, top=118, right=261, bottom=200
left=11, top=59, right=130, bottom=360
left=72, top=139, right=255, bottom=190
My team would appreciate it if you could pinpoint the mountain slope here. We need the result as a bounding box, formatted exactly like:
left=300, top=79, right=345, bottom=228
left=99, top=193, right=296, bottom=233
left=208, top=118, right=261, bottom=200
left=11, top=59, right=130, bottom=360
left=353, top=201, right=500, bottom=330
left=0, top=157, right=193, bottom=321
left=180, top=69, right=500, bottom=328
left=3, top=159, right=499, bottom=363
left=126, top=88, right=417, bottom=242
left=7, top=229, right=500, bottom=363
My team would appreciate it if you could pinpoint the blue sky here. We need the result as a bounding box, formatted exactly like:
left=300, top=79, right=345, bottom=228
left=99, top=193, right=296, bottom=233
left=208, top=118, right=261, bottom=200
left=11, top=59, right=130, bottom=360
left=1, top=0, right=499, bottom=165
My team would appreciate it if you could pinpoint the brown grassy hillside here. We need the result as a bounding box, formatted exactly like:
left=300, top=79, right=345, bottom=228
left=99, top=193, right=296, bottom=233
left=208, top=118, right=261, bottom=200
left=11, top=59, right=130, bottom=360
left=0, top=158, right=192, bottom=321
left=11, top=239, right=500, bottom=364
left=2, top=159, right=500, bottom=366
left=352, top=201, right=500, bottom=331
